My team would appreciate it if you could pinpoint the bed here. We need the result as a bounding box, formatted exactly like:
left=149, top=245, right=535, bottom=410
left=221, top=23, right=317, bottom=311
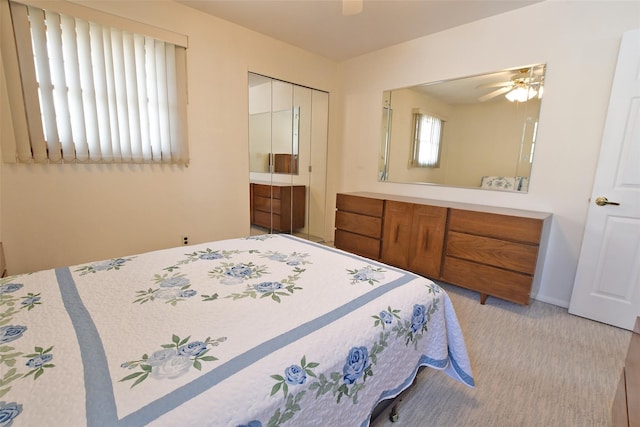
left=0, top=234, right=474, bottom=426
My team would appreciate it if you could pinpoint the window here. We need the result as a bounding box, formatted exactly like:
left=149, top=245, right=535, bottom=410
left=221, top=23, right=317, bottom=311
left=411, top=111, right=444, bottom=168
left=5, top=1, right=188, bottom=164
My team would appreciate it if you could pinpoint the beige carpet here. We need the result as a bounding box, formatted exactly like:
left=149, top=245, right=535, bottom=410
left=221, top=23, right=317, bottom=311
left=370, top=282, right=631, bottom=427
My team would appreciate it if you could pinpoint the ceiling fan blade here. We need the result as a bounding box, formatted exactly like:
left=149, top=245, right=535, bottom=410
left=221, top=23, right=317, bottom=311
left=476, top=81, right=512, bottom=89
left=477, top=86, right=511, bottom=102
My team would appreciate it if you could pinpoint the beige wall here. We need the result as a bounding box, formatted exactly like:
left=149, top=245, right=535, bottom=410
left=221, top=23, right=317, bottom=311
left=0, top=0, right=340, bottom=274
left=337, top=0, right=639, bottom=307
left=1, top=0, right=638, bottom=309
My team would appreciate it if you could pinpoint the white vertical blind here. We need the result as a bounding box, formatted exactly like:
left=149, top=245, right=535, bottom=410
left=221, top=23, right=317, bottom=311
left=155, top=42, right=171, bottom=160
left=87, top=24, right=108, bottom=160
left=145, top=37, right=161, bottom=162
left=46, top=10, right=75, bottom=160
left=10, top=4, right=47, bottom=161
left=60, top=12, right=89, bottom=161
left=76, top=18, right=101, bottom=161
left=412, top=113, right=443, bottom=167
left=7, top=1, right=189, bottom=164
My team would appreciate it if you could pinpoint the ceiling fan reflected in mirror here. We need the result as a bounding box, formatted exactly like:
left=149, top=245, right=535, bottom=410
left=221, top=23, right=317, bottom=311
left=477, top=67, right=545, bottom=103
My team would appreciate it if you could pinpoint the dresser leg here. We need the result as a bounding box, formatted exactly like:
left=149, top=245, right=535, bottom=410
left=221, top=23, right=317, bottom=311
left=480, top=293, right=488, bottom=305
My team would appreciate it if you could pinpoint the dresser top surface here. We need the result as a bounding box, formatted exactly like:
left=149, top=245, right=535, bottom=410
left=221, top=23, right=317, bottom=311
left=251, top=181, right=305, bottom=188
left=341, top=192, right=552, bottom=220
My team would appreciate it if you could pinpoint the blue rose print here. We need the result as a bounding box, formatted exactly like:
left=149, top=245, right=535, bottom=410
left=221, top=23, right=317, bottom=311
left=199, top=253, right=222, bottom=260
left=284, top=364, right=307, bottom=385
left=411, top=304, right=427, bottom=333
left=226, top=265, right=253, bottom=278
left=236, top=421, right=261, bottom=427
left=159, top=277, right=190, bottom=288
left=147, top=348, right=176, bottom=366
left=348, top=265, right=385, bottom=285
left=178, top=289, right=197, bottom=298
left=178, top=341, right=207, bottom=357
left=354, top=271, right=368, bottom=281
left=264, top=251, right=308, bottom=266
left=120, top=335, right=225, bottom=387
left=146, top=349, right=191, bottom=379
left=379, top=310, right=393, bottom=325
left=0, top=325, right=27, bottom=344
left=93, top=258, right=126, bottom=271
left=285, top=255, right=304, bottom=266
left=254, top=282, right=283, bottom=293
left=0, top=284, right=22, bottom=294
left=21, top=296, right=41, bottom=306
left=0, top=401, right=22, bottom=427
left=268, top=253, right=288, bottom=262
left=26, top=353, right=53, bottom=369
left=343, top=346, right=369, bottom=384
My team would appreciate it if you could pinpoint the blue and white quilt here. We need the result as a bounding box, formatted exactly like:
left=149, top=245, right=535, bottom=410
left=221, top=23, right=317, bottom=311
left=0, top=234, right=474, bottom=426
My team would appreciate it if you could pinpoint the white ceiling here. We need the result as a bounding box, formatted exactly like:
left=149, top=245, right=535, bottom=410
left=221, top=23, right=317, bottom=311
left=175, top=0, right=543, bottom=61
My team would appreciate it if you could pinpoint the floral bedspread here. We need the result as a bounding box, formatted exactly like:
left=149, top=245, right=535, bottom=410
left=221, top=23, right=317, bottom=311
left=0, top=234, right=474, bottom=426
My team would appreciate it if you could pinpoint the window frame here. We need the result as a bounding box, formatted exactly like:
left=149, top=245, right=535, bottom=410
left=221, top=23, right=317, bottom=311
left=410, top=109, right=444, bottom=168
left=1, top=0, right=189, bottom=164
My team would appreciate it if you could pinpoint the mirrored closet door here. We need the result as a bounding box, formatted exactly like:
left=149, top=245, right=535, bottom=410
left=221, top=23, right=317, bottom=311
left=248, top=73, right=329, bottom=242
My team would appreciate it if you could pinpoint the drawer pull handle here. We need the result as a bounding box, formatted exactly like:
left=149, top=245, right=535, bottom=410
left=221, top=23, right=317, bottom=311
left=423, top=230, right=429, bottom=250
left=394, top=225, right=400, bottom=243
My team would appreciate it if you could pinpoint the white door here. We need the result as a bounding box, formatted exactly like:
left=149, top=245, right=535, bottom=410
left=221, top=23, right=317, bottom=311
left=568, top=28, right=640, bottom=331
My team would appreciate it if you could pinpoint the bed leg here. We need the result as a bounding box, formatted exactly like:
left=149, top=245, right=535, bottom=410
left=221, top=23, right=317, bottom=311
left=389, top=404, right=398, bottom=422
left=389, top=396, right=403, bottom=422
left=480, top=293, right=488, bottom=305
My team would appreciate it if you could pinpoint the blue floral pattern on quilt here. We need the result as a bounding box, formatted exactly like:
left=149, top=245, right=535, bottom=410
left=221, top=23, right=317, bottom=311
left=1, top=234, right=473, bottom=426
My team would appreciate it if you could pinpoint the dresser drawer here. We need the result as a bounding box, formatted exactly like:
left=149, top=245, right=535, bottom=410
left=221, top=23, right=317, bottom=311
left=448, top=209, right=543, bottom=244
left=335, top=229, right=381, bottom=260
left=253, top=210, right=282, bottom=230
left=335, top=211, right=382, bottom=239
left=253, top=210, right=271, bottom=228
left=442, top=256, right=532, bottom=305
left=446, top=231, right=538, bottom=275
left=337, top=194, right=384, bottom=217
left=253, top=184, right=281, bottom=199
left=254, top=195, right=281, bottom=215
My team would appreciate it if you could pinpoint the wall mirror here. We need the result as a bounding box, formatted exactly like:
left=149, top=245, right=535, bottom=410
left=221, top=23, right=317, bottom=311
left=379, top=64, right=546, bottom=192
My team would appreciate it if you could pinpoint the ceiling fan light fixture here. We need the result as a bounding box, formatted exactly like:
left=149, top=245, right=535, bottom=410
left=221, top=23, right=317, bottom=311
left=505, top=86, right=537, bottom=102
left=343, top=0, right=363, bottom=16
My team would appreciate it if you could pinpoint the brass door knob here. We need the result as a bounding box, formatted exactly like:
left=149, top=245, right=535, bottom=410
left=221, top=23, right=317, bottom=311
left=595, top=196, right=620, bottom=206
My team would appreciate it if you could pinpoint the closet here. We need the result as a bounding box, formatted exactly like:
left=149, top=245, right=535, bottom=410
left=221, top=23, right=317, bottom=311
left=248, top=73, right=328, bottom=241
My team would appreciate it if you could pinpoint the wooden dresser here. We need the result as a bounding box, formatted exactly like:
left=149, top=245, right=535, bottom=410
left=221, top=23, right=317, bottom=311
left=334, top=192, right=551, bottom=305
left=613, top=317, right=640, bottom=427
left=334, top=193, right=384, bottom=260
left=250, top=182, right=306, bottom=232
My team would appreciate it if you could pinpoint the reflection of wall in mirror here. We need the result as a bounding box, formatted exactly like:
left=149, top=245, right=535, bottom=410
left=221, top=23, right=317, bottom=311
left=444, top=98, right=540, bottom=187
left=249, top=112, right=272, bottom=173
left=386, top=88, right=540, bottom=188
left=249, top=78, right=296, bottom=174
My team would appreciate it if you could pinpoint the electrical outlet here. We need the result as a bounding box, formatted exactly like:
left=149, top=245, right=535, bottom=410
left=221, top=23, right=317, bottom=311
left=182, top=236, right=189, bottom=245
